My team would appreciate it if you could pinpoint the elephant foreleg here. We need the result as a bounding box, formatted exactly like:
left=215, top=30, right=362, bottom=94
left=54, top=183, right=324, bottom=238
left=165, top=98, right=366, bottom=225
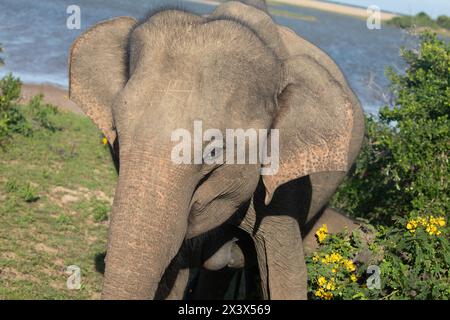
left=255, top=215, right=307, bottom=300
left=240, top=203, right=307, bottom=300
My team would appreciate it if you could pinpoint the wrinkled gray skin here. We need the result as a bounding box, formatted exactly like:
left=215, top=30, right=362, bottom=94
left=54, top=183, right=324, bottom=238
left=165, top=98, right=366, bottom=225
left=69, top=0, right=364, bottom=300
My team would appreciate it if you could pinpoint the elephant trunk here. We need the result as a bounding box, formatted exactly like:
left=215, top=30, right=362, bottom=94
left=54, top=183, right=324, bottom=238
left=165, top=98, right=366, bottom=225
left=102, top=149, right=197, bottom=299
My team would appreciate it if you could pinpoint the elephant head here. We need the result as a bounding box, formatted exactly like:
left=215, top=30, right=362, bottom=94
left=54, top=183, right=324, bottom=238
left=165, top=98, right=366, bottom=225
left=69, top=1, right=358, bottom=300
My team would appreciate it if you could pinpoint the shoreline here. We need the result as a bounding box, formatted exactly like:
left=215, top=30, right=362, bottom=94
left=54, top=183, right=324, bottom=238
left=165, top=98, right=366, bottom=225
left=269, top=1, right=398, bottom=21
left=201, top=0, right=399, bottom=20
left=20, top=83, right=84, bottom=115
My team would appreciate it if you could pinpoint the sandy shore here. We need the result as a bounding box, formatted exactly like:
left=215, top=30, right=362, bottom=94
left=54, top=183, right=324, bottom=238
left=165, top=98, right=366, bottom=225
left=20, top=83, right=84, bottom=115
left=269, top=0, right=397, bottom=20
left=203, top=0, right=398, bottom=20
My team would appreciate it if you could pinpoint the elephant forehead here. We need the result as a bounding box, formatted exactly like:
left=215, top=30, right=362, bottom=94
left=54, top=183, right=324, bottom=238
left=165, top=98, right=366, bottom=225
left=120, top=64, right=275, bottom=127
left=115, top=66, right=274, bottom=127
left=128, top=10, right=281, bottom=93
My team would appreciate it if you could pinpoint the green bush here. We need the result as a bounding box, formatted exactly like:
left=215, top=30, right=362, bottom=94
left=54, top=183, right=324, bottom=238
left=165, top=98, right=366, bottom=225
left=437, top=15, right=450, bottom=29
left=0, top=74, right=60, bottom=145
left=332, top=32, right=449, bottom=225
left=308, top=33, right=450, bottom=300
left=0, top=75, right=31, bottom=143
left=387, top=12, right=450, bottom=31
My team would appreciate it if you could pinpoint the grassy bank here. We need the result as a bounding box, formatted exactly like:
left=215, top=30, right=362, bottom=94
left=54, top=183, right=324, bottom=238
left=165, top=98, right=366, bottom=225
left=387, top=12, right=450, bottom=37
left=0, top=81, right=116, bottom=299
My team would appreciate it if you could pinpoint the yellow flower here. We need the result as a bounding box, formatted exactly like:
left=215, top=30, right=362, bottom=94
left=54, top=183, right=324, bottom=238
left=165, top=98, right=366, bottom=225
left=312, top=253, right=320, bottom=262
left=406, top=221, right=415, bottom=230
left=318, top=276, right=327, bottom=287
left=321, top=252, right=343, bottom=265
left=315, top=288, right=333, bottom=300
left=316, top=232, right=327, bottom=243
left=102, top=137, right=108, bottom=145
left=350, top=274, right=357, bottom=282
left=332, top=267, right=338, bottom=273
left=431, top=216, right=446, bottom=227
left=406, top=216, right=446, bottom=236
left=426, top=224, right=438, bottom=236
left=436, top=217, right=446, bottom=227
left=344, top=260, right=356, bottom=272
left=322, top=291, right=333, bottom=300
left=330, top=252, right=342, bottom=263
left=315, top=224, right=328, bottom=244
left=315, top=289, right=323, bottom=298
left=417, top=217, right=427, bottom=226
left=316, top=277, right=335, bottom=295
left=326, top=279, right=335, bottom=291
left=406, top=219, right=418, bottom=233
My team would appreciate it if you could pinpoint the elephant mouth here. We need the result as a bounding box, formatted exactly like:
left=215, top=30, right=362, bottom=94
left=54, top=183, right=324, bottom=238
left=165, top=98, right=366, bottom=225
left=186, top=197, right=250, bottom=239
left=187, top=200, right=227, bottom=238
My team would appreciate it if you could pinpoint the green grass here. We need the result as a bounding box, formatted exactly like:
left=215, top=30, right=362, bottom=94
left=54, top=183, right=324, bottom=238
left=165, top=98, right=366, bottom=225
left=269, top=8, right=317, bottom=21
left=0, top=104, right=117, bottom=299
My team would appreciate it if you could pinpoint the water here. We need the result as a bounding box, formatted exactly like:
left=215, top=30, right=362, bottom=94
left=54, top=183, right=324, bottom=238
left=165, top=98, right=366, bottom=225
left=0, top=0, right=419, bottom=114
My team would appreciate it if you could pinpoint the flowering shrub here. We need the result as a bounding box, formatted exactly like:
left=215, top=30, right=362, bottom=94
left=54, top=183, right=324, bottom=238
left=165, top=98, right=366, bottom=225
left=307, top=226, right=372, bottom=300
left=307, top=217, right=449, bottom=300
left=309, top=33, right=450, bottom=300
left=406, top=216, right=446, bottom=236
left=378, top=216, right=449, bottom=299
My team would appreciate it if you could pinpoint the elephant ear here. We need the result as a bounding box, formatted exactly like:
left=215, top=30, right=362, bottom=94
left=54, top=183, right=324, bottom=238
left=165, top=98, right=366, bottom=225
left=69, top=16, right=137, bottom=144
left=262, top=26, right=355, bottom=204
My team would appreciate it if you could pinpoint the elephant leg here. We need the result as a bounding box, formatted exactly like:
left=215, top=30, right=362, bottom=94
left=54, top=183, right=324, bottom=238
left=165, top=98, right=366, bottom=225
left=251, top=234, right=269, bottom=299
left=254, top=215, right=307, bottom=300
left=240, top=202, right=307, bottom=300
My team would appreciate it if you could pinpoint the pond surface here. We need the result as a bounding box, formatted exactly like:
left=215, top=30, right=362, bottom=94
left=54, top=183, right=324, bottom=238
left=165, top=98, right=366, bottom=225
left=0, top=0, right=419, bottom=114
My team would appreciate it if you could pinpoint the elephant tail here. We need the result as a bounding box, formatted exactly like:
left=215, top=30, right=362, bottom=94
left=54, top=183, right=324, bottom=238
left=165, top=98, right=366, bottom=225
left=235, top=0, right=268, bottom=12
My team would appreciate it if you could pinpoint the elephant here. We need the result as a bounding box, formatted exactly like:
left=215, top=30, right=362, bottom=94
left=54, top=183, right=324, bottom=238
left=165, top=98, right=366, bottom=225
left=69, top=0, right=364, bottom=299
